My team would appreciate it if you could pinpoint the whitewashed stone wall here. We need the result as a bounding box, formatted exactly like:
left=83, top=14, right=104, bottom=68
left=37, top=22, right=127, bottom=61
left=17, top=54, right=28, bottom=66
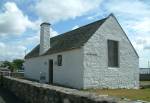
left=24, top=48, right=84, bottom=89
left=40, top=23, right=50, bottom=55
left=83, top=15, right=139, bottom=89
left=25, top=15, right=139, bottom=89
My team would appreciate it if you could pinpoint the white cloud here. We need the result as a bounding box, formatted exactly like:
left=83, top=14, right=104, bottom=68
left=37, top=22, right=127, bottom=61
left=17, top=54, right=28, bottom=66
left=105, top=0, right=150, bottom=34
left=131, top=18, right=150, bottom=33
left=0, top=42, right=26, bottom=60
left=0, top=2, right=34, bottom=36
left=0, top=42, right=5, bottom=48
left=51, top=28, right=59, bottom=37
left=106, top=0, right=150, bottom=17
left=135, top=36, right=150, bottom=51
left=19, top=28, right=59, bottom=46
left=72, top=25, right=79, bottom=30
left=0, top=24, right=59, bottom=60
left=14, top=27, right=59, bottom=51
left=0, top=34, right=40, bottom=61
left=19, top=35, right=40, bottom=47
left=35, top=0, right=102, bottom=23
left=87, top=12, right=104, bottom=20
left=132, top=36, right=150, bottom=68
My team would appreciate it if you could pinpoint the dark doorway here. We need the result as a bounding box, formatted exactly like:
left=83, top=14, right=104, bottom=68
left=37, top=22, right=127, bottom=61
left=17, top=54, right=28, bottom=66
left=49, top=59, right=53, bottom=84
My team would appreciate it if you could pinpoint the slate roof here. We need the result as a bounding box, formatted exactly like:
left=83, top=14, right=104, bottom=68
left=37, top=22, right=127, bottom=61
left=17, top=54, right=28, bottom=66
left=25, top=17, right=107, bottom=59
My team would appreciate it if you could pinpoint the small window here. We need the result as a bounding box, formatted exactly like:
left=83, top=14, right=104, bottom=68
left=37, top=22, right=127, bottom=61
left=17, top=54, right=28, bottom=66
left=108, top=40, right=119, bottom=67
left=57, top=55, right=62, bottom=66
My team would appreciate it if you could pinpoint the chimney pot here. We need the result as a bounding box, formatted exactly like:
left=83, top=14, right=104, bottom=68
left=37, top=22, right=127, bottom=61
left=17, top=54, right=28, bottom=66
left=40, top=22, right=51, bottom=26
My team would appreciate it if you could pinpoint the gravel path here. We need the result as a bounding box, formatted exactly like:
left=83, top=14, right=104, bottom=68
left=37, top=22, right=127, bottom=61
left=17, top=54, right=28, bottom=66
left=0, top=87, right=24, bottom=103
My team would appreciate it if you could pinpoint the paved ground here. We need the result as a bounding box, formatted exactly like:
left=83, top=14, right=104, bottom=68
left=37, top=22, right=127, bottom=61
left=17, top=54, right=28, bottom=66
left=0, top=87, right=24, bottom=103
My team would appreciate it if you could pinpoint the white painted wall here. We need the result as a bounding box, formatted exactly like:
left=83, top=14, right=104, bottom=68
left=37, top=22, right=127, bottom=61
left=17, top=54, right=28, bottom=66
left=40, top=23, right=50, bottom=55
left=24, top=48, right=84, bottom=89
left=83, top=15, right=139, bottom=89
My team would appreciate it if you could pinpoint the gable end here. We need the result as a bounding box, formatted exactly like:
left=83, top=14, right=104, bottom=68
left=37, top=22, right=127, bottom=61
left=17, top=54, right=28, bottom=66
left=110, top=14, right=139, bottom=58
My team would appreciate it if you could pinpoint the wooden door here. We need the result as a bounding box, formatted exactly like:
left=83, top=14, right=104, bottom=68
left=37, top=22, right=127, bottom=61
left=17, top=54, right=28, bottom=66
left=49, top=60, right=53, bottom=84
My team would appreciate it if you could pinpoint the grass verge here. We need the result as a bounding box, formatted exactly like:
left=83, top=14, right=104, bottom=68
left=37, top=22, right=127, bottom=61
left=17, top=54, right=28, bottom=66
left=87, top=88, right=150, bottom=102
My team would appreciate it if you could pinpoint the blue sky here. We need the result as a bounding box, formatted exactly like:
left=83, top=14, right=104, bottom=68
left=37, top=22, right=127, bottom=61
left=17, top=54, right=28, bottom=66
left=0, top=0, right=150, bottom=68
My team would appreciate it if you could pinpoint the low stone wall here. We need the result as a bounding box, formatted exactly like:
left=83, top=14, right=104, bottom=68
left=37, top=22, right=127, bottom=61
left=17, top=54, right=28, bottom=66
left=1, top=77, right=131, bottom=103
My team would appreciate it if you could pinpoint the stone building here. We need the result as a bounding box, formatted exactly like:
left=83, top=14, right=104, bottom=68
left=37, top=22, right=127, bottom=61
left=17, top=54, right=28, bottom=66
left=24, top=14, right=139, bottom=89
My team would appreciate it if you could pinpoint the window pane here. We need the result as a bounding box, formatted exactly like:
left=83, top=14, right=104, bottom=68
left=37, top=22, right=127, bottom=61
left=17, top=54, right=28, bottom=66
left=108, top=40, right=119, bottom=67
left=57, top=55, right=62, bottom=66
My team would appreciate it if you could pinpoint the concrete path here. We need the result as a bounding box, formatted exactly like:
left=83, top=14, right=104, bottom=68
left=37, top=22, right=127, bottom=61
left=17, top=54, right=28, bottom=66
left=0, top=87, right=24, bottom=103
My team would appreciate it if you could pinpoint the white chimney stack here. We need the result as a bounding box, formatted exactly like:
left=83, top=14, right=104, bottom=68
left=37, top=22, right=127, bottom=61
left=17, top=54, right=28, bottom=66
left=39, top=22, right=50, bottom=55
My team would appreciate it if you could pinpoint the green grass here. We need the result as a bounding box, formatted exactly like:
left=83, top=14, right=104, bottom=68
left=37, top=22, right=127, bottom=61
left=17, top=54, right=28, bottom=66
left=140, top=81, right=150, bottom=84
left=87, top=88, right=150, bottom=102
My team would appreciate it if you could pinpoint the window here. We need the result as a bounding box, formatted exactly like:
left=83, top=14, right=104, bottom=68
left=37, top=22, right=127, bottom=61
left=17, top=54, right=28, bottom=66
left=57, top=55, right=62, bottom=66
left=107, top=40, right=119, bottom=67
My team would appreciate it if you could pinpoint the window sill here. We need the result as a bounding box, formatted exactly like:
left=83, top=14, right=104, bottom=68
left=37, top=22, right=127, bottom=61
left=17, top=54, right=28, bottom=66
left=108, top=67, right=119, bottom=70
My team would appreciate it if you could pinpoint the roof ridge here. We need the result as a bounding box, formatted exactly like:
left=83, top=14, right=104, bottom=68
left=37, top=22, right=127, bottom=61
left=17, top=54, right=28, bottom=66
left=25, top=16, right=108, bottom=59
left=51, top=17, right=107, bottom=40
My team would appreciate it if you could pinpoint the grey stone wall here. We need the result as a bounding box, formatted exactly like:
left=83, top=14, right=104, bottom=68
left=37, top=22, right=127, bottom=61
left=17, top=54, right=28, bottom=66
left=83, top=15, right=139, bottom=89
left=1, top=76, right=132, bottom=103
